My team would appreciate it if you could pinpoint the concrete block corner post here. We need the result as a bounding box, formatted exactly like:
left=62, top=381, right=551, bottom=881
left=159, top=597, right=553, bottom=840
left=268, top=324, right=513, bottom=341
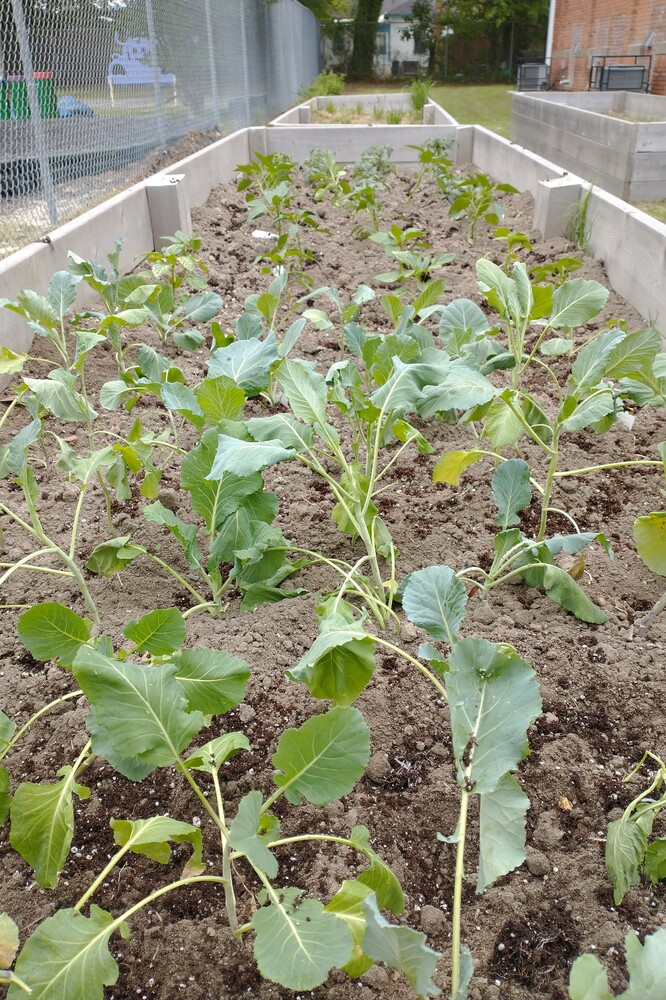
left=534, top=175, right=585, bottom=240
left=145, top=174, right=192, bottom=249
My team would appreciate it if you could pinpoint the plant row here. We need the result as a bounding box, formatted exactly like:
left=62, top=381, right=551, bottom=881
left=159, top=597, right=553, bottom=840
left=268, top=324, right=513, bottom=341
left=0, top=145, right=665, bottom=1000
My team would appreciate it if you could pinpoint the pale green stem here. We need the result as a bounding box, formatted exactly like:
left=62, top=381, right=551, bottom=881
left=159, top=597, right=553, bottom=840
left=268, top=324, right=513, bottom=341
left=373, top=434, right=419, bottom=485
left=0, top=390, right=26, bottom=434
left=0, top=547, right=70, bottom=587
left=68, top=487, right=88, bottom=560
left=501, top=395, right=555, bottom=455
left=79, top=875, right=227, bottom=930
left=555, top=459, right=662, bottom=477
left=373, top=636, right=448, bottom=701
left=139, top=551, right=208, bottom=605
left=450, top=788, right=470, bottom=999
left=212, top=768, right=238, bottom=931
left=0, top=561, right=73, bottom=576
left=75, top=840, right=134, bottom=910
left=0, top=690, right=82, bottom=763
left=538, top=430, right=561, bottom=541
left=176, top=757, right=229, bottom=836
left=0, top=503, right=99, bottom=622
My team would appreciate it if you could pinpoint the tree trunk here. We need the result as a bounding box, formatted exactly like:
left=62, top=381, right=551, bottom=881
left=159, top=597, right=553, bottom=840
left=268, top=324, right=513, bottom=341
left=349, top=0, right=382, bottom=79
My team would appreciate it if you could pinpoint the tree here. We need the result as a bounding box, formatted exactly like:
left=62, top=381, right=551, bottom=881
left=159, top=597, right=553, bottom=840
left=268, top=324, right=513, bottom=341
left=401, top=0, right=549, bottom=79
left=348, top=0, right=383, bottom=79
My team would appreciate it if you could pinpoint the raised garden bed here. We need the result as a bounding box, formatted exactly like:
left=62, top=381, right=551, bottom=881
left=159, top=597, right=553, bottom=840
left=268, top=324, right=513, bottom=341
left=1, top=135, right=665, bottom=1000
left=511, top=90, right=666, bottom=201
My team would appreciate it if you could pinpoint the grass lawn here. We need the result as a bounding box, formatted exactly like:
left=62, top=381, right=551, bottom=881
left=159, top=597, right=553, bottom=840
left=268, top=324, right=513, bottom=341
left=343, top=80, right=513, bottom=137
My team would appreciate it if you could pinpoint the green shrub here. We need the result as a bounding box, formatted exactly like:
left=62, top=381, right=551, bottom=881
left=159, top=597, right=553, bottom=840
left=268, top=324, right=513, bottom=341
left=409, top=77, right=432, bottom=113
left=302, top=70, right=346, bottom=99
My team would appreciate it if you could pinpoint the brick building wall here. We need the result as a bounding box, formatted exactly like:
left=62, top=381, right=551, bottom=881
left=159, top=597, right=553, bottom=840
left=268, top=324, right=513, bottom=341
left=550, top=0, right=666, bottom=94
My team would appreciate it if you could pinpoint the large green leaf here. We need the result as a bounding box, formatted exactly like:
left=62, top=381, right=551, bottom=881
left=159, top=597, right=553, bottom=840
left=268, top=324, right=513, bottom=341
left=208, top=434, right=295, bottom=479
left=633, top=512, right=666, bottom=576
left=181, top=290, right=222, bottom=323
left=72, top=648, right=205, bottom=780
left=0, top=766, right=11, bottom=826
left=277, top=359, right=328, bottom=426
left=0, top=912, right=19, bottom=972
left=548, top=279, right=608, bottom=330
left=8, top=906, right=120, bottom=1000
left=195, top=375, right=245, bottom=425
left=402, top=565, right=467, bottom=644
left=23, top=376, right=96, bottom=423
left=110, top=815, right=203, bottom=866
left=287, top=615, right=376, bottom=706
left=568, top=954, right=613, bottom=1000
left=17, top=603, right=92, bottom=667
left=85, top=536, right=143, bottom=577
left=445, top=638, right=541, bottom=795
left=229, top=790, right=278, bottom=878
left=483, top=395, right=524, bottom=448
left=605, top=812, right=652, bottom=905
left=324, top=880, right=374, bottom=978
left=569, top=328, right=625, bottom=397
left=492, top=459, right=531, bottom=528
left=560, top=389, right=615, bottom=433
left=207, top=333, right=278, bottom=394
left=421, top=362, right=498, bottom=415
left=604, top=327, right=662, bottom=380
left=252, top=887, right=353, bottom=990
left=47, top=271, right=78, bottom=320
left=123, top=608, right=186, bottom=656
left=361, top=895, right=440, bottom=997
left=271, top=707, right=370, bottom=806
left=541, top=565, right=608, bottom=624
left=621, top=929, right=666, bottom=999
left=349, top=825, right=404, bottom=913
left=246, top=413, right=314, bottom=452
left=9, top=766, right=90, bottom=887
left=180, top=429, right=264, bottom=532
left=438, top=297, right=493, bottom=354
left=645, top=838, right=666, bottom=884
left=477, top=773, right=530, bottom=891
left=170, top=648, right=250, bottom=715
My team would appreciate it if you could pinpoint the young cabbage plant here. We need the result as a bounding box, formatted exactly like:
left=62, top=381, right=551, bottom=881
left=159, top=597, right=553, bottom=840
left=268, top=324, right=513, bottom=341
left=86, top=426, right=304, bottom=616
left=369, top=224, right=431, bottom=257
left=605, top=751, right=666, bottom=905
left=432, top=455, right=616, bottom=623
left=68, top=234, right=223, bottom=357
left=406, top=138, right=455, bottom=195
left=300, top=282, right=376, bottom=352
left=0, top=424, right=174, bottom=624
left=568, top=928, right=666, bottom=1000
left=287, top=564, right=542, bottom=1000
left=301, top=147, right=349, bottom=204
left=375, top=249, right=455, bottom=293
left=473, top=258, right=611, bottom=389
left=236, top=151, right=297, bottom=234
left=2, top=603, right=439, bottom=998
left=204, top=355, right=444, bottom=624
left=449, top=174, right=518, bottom=243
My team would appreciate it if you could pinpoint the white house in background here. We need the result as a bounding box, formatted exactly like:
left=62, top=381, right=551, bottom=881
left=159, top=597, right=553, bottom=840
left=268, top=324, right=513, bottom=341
left=322, top=1, right=431, bottom=78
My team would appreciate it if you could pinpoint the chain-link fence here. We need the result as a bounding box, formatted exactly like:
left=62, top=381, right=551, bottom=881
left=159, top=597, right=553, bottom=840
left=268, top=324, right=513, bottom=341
left=0, top=0, right=320, bottom=259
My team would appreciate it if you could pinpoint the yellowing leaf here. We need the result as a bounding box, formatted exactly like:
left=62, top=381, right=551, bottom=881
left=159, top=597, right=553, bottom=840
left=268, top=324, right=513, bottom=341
left=432, top=449, right=483, bottom=486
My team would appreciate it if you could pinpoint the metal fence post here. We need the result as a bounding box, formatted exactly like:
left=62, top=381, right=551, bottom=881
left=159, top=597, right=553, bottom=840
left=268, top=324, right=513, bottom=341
left=204, top=0, right=221, bottom=127
left=239, top=0, right=251, bottom=124
left=10, top=0, right=58, bottom=226
left=145, top=0, right=167, bottom=146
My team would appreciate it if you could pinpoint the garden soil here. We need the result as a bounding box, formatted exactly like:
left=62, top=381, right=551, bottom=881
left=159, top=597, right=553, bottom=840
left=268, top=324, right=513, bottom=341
left=1, top=157, right=665, bottom=1000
